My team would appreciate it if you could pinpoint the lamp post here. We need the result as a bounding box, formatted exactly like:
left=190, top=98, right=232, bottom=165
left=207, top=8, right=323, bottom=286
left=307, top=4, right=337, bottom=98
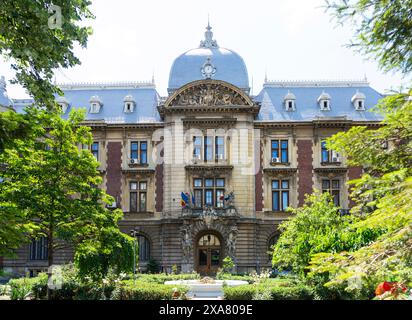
left=130, top=229, right=138, bottom=284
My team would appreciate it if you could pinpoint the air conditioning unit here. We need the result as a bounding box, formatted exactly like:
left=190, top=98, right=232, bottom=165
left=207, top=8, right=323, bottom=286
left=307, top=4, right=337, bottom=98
left=332, top=156, right=340, bottom=163
left=271, top=157, right=281, bottom=163
left=129, top=158, right=138, bottom=164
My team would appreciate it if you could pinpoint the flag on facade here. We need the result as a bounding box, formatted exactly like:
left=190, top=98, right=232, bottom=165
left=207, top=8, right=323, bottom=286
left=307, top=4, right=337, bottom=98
left=181, top=192, right=189, bottom=207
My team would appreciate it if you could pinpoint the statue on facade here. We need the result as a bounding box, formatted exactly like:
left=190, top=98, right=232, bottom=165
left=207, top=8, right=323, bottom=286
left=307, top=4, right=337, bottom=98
left=224, top=191, right=235, bottom=207
left=180, top=224, right=192, bottom=264
left=226, top=226, right=238, bottom=259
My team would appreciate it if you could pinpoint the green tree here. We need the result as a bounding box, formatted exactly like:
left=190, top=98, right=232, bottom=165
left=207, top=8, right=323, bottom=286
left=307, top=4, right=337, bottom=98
left=303, top=0, right=412, bottom=297
left=308, top=92, right=412, bottom=294
left=272, top=192, right=381, bottom=278
left=325, top=0, right=412, bottom=74
left=0, top=0, right=93, bottom=109
left=0, top=108, right=133, bottom=293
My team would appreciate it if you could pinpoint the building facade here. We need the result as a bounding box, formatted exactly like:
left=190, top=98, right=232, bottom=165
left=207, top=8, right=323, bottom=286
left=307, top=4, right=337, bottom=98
left=1, top=24, right=383, bottom=276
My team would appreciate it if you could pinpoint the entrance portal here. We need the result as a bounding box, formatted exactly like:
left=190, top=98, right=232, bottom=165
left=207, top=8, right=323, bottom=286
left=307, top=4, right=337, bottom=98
left=196, top=233, right=222, bottom=275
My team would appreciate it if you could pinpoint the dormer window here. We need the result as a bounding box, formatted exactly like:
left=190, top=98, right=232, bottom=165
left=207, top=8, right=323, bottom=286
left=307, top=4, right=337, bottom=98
left=89, top=96, right=103, bottom=113
left=351, top=90, right=366, bottom=111
left=284, top=91, right=296, bottom=111
left=317, top=91, right=331, bottom=111
left=56, top=96, right=69, bottom=114
left=123, top=95, right=136, bottom=113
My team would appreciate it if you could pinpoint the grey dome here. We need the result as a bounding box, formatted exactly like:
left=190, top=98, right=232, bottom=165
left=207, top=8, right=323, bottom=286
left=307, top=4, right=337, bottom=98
left=168, top=24, right=249, bottom=93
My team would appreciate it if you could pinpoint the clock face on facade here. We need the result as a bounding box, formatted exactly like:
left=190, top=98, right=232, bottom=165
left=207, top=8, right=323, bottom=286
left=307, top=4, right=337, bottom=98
left=201, top=58, right=216, bottom=79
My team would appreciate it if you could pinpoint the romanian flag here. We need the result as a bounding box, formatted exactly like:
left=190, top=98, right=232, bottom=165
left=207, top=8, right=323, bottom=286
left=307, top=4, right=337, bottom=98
left=181, top=192, right=189, bottom=207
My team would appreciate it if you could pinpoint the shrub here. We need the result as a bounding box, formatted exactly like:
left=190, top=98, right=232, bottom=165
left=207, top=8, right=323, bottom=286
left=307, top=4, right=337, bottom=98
left=134, top=272, right=200, bottom=284
left=223, top=283, right=313, bottom=300
left=117, top=280, right=188, bottom=300
left=223, top=285, right=256, bottom=300
left=9, top=275, right=47, bottom=300
left=147, top=259, right=160, bottom=274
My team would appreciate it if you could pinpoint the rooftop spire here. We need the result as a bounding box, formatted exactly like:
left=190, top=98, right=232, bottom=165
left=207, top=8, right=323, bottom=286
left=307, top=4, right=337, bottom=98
left=200, top=19, right=218, bottom=48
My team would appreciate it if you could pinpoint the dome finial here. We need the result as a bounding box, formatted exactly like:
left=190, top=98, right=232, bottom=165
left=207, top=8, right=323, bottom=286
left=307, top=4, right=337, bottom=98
left=200, top=18, right=218, bottom=48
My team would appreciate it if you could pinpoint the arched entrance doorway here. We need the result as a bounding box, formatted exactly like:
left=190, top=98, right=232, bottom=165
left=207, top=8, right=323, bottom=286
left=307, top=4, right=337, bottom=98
left=196, top=233, right=222, bottom=275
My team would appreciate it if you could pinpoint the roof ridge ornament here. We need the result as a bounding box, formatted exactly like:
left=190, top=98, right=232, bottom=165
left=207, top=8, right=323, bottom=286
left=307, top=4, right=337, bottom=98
left=199, top=21, right=218, bottom=48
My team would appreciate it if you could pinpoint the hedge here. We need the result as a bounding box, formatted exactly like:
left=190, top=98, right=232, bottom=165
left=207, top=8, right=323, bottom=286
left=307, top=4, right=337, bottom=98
left=117, top=280, right=188, bottom=300
left=8, top=274, right=190, bottom=300
left=223, top=284, right=313, bottom=300
left=133, top=273, right=200, bottom=284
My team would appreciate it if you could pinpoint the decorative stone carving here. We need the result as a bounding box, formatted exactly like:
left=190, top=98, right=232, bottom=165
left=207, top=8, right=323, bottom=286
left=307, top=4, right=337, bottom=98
left=180, top=223, right=193, bottom=264
left=167, top=82, right=252, bottom=107
left=226, top=225, right=238, bottom=260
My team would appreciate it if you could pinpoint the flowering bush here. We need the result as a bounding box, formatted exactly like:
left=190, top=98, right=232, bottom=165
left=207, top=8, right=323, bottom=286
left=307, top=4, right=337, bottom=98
left=374, top=282, right=410, bottom=300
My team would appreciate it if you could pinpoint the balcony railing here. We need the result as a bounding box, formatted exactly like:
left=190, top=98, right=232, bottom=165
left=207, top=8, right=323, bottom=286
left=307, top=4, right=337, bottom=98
left=181, top=205, right=238, bottom=218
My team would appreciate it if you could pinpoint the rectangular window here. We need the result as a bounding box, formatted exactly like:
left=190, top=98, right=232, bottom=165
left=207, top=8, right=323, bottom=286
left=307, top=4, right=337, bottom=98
left=271, top=140, right=288, bottom=163
left=29, top=237, right=48, bottom=261
left=271, top=140, right=279, bottom=159
left=321, top=140, right=329, bottom=162
left=322, top=179, right=340, bottom=206
left=204, top=136, right=213, bottom=161
left=131, top=141, right=139, bottom=160
left=193, top=136, right=202, bottom=160
left=130, top=181, right=147, bottom=212
left=139, top=192, right=147, bottom=212
left=140, top=141, right=147, bottom=164
left=193, top=178, right=225, bottom=208
left=215, top=137, right=225, bottom=160
left=130, top=181, right=138, bottom=212
left=194, top=189, right=203, bottom=208
left=216, top=189, right=225, bottom=208
left=205, top=189, right=214, bottom=206
left=281, top=140, right=288, bottom=163
left=272, top=179, right=290, bottom=211
left=91, top=142, right=99, bottom=160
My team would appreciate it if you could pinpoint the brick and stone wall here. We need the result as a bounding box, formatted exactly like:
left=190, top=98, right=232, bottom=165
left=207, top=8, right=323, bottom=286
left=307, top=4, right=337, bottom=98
left=297, top=140, right=314, bottom=206
left=106, top=142, right=123, bottom=208
left=255, top=140, right=263, bottom=211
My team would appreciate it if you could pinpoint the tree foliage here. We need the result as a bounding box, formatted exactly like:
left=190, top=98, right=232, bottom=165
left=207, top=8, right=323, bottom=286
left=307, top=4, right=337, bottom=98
left=272, top=192, right=382, bottom=277
left=0, top=108, right=133, bottom=279
left=325, top=0, right=412, bottom=74
left=0, top=0, right=93, bottom=109
left=308, top=92, right=412, bottom=293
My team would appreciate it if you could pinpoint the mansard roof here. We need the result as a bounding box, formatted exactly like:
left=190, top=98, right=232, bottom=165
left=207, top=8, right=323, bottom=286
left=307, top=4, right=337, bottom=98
left=255, top=79, right=384, bottom=122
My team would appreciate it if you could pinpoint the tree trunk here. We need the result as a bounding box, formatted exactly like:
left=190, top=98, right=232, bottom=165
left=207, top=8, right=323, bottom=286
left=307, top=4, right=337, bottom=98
left=47, top=231, right=53, bottom=300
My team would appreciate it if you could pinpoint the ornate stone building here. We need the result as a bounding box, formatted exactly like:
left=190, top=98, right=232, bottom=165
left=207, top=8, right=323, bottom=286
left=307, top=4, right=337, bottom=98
left=1, top=24, right=383, bottom=276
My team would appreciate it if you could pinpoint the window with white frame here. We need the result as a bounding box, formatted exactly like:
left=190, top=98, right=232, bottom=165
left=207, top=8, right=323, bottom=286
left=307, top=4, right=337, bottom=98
left=272, top=179, right=290, bottom=211
left=129, top=141, right=148, bottom=164
left=130, top=181, right=147, bottom=212
left=322, top=179, right=341, bottom=206
left=271, top=139, right=289, bottom=163
left=192, top=136, right=225, bottom=162
left=193, top=178, right=225, bottom=208
left=91, top=142, right=99, bottom=160
left=321, top=140, right=340, bottom=163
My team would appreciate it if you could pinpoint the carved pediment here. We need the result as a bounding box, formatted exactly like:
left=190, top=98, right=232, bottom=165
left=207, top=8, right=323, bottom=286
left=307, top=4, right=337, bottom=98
left=164, top=80, right=254, bottom=108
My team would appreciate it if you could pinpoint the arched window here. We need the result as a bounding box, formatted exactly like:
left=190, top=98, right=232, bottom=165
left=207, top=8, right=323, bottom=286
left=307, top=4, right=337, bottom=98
left=198, top=234, right=220, bottom=246
left=137, top=235, right=150, bottom=262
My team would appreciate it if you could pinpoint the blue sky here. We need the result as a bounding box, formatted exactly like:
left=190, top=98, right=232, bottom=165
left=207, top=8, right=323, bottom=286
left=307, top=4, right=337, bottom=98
left=0, top=0, right=409, bottom=98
